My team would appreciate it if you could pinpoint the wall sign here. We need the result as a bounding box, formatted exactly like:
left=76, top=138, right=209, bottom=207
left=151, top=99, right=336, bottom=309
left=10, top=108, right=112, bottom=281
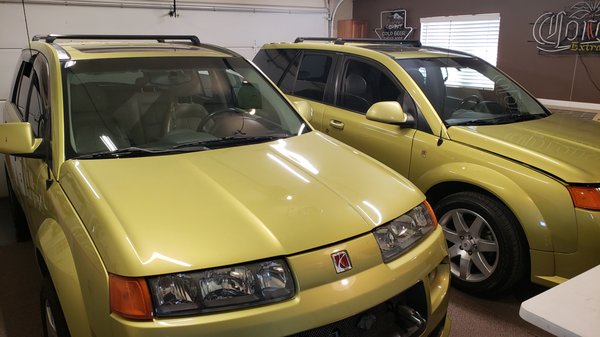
left=532, top=1, right=600, bottom=53
left=374, top=9, right=415, bottom=40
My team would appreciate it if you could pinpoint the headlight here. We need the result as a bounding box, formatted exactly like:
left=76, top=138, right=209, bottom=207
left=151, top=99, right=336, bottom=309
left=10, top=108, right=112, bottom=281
left=373, top=201, right=437, bottom=262
left=148, top=259, right=295, bottom=317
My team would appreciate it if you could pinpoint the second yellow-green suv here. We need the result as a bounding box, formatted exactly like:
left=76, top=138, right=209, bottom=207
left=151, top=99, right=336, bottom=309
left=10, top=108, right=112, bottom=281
left=254, top=37, right=600, bottom=296
left=1, top=35, right=449, bottom=337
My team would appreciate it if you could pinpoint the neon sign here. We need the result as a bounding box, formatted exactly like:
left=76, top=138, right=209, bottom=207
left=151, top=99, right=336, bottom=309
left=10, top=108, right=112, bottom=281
left=374, top=9, right=414, bottom=40
left=532, top=1, right=600, bottom=53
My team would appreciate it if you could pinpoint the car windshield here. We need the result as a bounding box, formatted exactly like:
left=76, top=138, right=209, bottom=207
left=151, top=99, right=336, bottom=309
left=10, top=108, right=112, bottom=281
left=63, top=56, right=309, bottom=158
left=397, top=57, right=550, bottom=126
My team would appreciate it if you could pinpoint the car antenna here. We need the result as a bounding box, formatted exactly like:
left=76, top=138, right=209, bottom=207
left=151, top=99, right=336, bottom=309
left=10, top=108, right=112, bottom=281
left=21, top=0, right=33, bottom=57
left=437, top=127, right=444, bottom=146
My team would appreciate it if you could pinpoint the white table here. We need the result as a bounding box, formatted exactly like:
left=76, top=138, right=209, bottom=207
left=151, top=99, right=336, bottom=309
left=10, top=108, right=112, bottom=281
left=520, top=265, right=600, bottom=337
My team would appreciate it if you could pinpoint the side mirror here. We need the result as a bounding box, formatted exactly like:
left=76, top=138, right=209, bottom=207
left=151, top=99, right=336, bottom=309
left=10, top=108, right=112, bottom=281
left=366, top=101, right=408, bottom=125
left=293, top=100, right=313, bottom=122
left=0, top=122, right=43, bottom=155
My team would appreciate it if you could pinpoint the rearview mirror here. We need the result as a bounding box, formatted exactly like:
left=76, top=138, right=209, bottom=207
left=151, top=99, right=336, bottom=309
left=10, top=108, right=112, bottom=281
left=366, top=101, right=408, bottom=125
left=0, top=122, right=43, bottom=155
left=293, top=100, right=313, bottom=122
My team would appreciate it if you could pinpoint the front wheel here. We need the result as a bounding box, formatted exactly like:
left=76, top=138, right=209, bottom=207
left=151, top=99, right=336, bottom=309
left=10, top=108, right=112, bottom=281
left=41, top=277, right=71, bottom=337
left=434, top=191, right=527, bottom=296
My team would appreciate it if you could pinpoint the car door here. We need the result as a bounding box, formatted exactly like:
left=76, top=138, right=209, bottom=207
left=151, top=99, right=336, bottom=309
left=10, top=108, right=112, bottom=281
left=320, top=56, right=419, bottom=178
left=12, top=52, right=53, bottom=232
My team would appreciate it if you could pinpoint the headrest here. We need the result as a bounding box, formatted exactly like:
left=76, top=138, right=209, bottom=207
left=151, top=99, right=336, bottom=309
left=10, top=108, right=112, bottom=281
left=168, top=72, right=202, bottom=97
left=345, top=73, right=367, bottom=96
left=405, top=68, right=425, bottom=88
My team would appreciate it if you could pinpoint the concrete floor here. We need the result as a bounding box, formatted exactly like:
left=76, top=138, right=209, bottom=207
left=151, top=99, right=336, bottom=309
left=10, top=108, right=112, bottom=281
left=0, top=197, right=552, bottom=337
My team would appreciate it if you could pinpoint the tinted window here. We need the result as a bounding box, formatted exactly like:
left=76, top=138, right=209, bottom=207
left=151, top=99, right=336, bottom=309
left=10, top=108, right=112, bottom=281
left=15, top=62, right=33, bottom=115
left=340, top=60, right=405, bottom=114
left=32, top=55, right=51, bottom=138
left=27, top=77, right=45, bottom=136
left=253, top=49, right=299, bottom=85
left=291, top=53, right=332, bottom=102
left=279, top=56, right=300, bottom=94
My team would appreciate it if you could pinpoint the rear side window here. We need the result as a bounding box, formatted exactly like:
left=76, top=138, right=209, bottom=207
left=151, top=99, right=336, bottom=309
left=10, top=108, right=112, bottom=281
left=288, top=53, right=332, bottom=102
left=253, top=49, right=299, bottom=85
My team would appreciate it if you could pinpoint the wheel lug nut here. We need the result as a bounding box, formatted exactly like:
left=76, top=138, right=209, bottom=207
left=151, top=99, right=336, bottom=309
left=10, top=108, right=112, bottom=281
left=460, top=236, right=464, bottom=240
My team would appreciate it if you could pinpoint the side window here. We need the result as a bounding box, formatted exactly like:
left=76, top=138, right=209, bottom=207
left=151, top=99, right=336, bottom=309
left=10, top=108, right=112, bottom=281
left=338, top=58, right=422, bottom=127
left=340, top=60, right=402, bottom=114
left=289, top=53, right=332, bottom=102
left=252, top=49, right=299, bottom=85
left=27, top=76, right=44, bottom=136
left=28, top=55, right=51, bottom=138
left=278, top=55, right=300, bottom=94
left=15, top=62, right=33, bottom=117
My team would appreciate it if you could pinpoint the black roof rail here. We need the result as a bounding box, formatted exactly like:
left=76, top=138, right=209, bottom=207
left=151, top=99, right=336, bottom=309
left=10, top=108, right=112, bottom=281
left=295, top=37, right=422, bottom=47
left=294, top=37, right=341, bottom=43
left=32, top=34, right=202, bottom=46
left=418, top=45, right=473, bottom=58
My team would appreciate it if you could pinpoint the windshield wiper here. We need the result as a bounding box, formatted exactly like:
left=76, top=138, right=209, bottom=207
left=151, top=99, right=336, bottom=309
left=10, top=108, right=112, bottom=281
left=173, top=134, right=291, bottom=150
left=75, top=146, right=208, bottom=159
left=447, top=119, right=496, bottom=126
left=449, top=114, right=545, bottom=126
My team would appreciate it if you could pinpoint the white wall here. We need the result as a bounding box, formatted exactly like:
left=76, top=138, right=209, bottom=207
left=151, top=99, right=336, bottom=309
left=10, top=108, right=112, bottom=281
left=0, top=0, right=344, bottom=197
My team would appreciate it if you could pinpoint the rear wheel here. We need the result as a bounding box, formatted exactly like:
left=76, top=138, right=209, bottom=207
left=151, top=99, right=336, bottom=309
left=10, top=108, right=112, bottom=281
left=41, top=277, right=70, bottom=337
left=5, top=167, right=30, bottom=241
left=434, top=191, right=527, bottom=296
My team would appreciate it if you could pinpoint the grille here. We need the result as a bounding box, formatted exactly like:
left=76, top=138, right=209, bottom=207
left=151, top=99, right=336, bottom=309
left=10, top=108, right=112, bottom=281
left=289, top=282, right=428, bottom=337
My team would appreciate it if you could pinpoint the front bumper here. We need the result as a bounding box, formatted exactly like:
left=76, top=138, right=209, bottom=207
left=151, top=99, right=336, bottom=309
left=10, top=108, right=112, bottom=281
left=532, top=208, right=600, bottom=287
left=107, top=227, right=450, bottom=337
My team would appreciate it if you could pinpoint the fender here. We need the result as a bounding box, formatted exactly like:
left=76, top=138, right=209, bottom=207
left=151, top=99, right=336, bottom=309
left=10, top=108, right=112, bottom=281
left=415, top=161, right=569, bottom=253
left=36, top=217, right=93, bottom=337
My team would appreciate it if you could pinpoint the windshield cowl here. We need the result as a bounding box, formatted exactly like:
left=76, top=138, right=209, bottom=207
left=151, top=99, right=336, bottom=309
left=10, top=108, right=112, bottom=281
left=446, top=112, right=547, bottom=127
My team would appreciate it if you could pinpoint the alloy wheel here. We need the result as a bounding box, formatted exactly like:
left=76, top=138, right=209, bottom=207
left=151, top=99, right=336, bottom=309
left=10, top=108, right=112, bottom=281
left=439, top=208, right=500, bottom=282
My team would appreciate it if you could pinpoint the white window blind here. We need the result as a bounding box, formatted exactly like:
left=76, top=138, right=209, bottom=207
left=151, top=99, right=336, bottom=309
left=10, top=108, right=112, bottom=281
left=420, top=13, right=500, bottom=89
left=420, top=13, right=501, bottom=65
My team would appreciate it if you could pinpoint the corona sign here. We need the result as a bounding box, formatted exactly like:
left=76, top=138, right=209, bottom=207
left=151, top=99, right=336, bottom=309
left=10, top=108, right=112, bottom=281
left=532, top=1, right=600, bottom=53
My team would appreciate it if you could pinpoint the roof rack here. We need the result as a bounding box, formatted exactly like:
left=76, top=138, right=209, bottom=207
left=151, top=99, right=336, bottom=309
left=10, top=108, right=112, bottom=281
left=32, top=34, right=202, bottom=46
left=294, top=37, right=422, bottom=47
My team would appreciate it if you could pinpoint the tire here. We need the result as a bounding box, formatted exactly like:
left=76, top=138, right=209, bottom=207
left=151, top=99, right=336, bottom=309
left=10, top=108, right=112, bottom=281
left=41, top=277, right=71, bottom=337
left=5, top=167, right=31, bottom=242
left=434, top=191, right=527, bottom=296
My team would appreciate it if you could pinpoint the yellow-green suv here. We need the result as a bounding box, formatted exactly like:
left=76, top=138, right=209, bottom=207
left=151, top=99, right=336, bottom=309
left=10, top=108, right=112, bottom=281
left=1, top=35, right=450, bottom=337
left=254, top=37, right=600, bottom=296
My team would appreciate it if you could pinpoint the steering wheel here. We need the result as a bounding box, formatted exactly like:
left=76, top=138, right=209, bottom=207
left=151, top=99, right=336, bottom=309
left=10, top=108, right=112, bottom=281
left=196, top=107, right=245, bottom=132
left=457, top=95, right=481, bottom=110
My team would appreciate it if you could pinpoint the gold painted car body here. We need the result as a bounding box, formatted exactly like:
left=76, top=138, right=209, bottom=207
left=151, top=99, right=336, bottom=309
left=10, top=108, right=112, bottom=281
left=254, top=40, right=600, bottom=294
left=1, top=36, right=450, bottom=336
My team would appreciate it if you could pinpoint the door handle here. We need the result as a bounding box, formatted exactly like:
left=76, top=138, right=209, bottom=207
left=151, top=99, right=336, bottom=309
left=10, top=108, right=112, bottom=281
left=329, top=119, right=345, bottom=130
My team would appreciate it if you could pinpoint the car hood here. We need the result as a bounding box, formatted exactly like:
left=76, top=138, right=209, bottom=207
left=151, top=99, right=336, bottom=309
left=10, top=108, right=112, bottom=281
left=58, top=132, right=422, bottom=276
left=447, top=114, right=600, bottom=183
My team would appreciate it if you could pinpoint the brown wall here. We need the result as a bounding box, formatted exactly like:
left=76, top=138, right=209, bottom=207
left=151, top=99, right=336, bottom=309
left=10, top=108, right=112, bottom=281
left=353, top=0, right=600, bottom=104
